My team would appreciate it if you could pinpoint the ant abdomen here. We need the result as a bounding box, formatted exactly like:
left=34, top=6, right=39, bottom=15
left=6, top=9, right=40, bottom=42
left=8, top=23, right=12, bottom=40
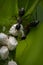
left=24, top=20, right=39, bottom=35
left=29, top=20, right=39, bottom=27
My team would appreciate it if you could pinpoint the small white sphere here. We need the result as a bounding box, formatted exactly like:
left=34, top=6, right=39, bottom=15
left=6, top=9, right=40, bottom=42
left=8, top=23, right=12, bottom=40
left=0, top=46, right=9, bottom=60
left=7, top=36, right=18, bottom=51
left=8, top=60, right=17, bottom=65
left=0, top=33, right=8, bottom=45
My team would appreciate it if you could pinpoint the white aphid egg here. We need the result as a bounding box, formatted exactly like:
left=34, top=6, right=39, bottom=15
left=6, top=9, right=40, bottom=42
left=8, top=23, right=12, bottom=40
left=7, top=36, right=18, bottom=51
left=8, top=60, right=17, bottom=65
left=0, top=33, right=8, bottom=45
left=0, top=46, right=9, bottom=60
left=9, top=24, right=18, bottom=36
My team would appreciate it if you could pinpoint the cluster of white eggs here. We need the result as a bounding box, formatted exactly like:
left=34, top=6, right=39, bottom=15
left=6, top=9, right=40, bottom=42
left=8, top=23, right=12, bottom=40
left=0, top=33, right=18, bottom=65
left=0, top=33, right=18, bottom=59
left=0, top=23, right=25, bottom=65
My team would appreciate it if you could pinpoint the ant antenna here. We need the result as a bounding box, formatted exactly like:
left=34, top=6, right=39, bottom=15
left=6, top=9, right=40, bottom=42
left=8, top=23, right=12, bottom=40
left=14, top=16, right=17, bottom=20
left=9, top=15, right=17, bottom=22
left=11, top=15, right=17, bottom=20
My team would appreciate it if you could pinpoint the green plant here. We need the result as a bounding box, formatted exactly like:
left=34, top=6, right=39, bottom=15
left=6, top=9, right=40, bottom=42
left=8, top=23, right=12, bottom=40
left=0, top=0, right=43, bottom=65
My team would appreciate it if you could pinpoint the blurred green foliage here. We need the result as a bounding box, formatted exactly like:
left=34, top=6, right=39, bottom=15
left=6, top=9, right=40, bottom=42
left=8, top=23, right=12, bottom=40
left=0, top=0, right=43, bottom=65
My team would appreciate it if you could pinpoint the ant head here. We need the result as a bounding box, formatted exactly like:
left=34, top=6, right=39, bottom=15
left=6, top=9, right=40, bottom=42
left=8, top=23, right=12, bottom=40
left=15, top=24, right=21, bottom=30
left=19, top=8, right=25, bottom=17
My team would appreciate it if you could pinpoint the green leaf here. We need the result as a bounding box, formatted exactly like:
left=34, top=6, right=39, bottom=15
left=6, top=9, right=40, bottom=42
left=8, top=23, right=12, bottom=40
left=24, top=0, right=40, bottom=17
left=0, top=0, right=43, bottom=65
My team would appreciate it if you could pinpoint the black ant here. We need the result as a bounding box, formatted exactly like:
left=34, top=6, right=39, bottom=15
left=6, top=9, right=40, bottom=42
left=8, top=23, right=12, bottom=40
left=10, top=7, right=39, bottom=40
left=9, top=8, right=26, bottom=40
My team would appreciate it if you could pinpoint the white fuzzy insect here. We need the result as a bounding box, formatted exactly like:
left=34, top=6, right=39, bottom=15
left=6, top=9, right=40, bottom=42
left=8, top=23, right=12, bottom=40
left=9, top=23, right=25, bottom=37
left=7, top=36, right=18, bottom=51
left=8, top=60, right=17, bottom=65
left=0, top=46, right=9, bottom=60
left=0, top=33, right=8, bottom=46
